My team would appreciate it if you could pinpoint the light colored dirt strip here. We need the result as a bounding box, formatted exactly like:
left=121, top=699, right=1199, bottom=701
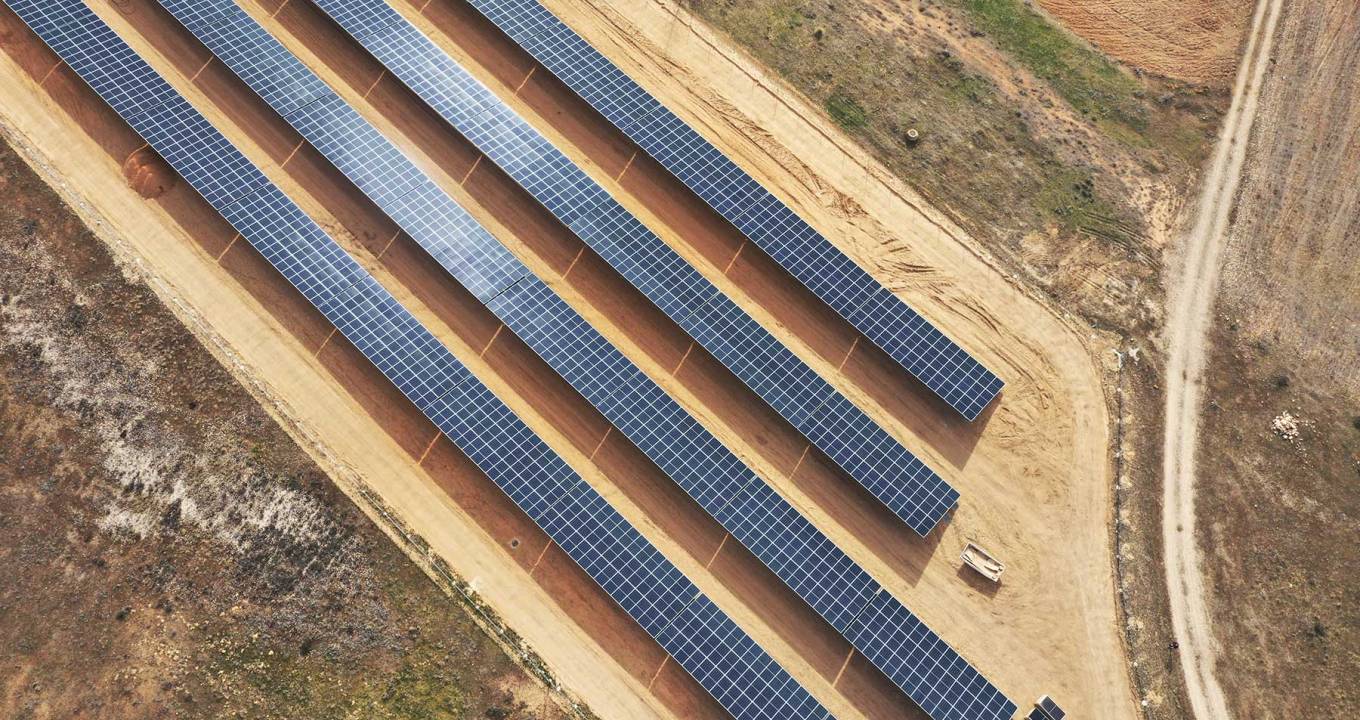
left=1161, top=0, right=1284, bottom=717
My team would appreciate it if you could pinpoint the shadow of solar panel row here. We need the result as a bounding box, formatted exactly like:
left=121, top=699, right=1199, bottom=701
left=4, top=4, right=833, bottom=718
left=461, top=0, right=1004, bottom=421
left=162, top=0, right=884, bottom=636
left=307, top=0, right=961, bottom=540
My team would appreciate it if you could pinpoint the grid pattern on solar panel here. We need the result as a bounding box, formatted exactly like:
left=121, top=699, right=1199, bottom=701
left=846, top=288, right=1006, bottom=420
left=714, top=481, right=877, bottom=633
left=310, top=0, right=960, bottom=539
left=160, top=1, right=330, bottom=116
left=485, top=278, right=754, bottom=512
left=134, top=97, right=269, bottom=208
left=803, top=393, right=961, bottom=534
left=463, top=0, right=1005, bottom=420
left=847, top=591, right=1019, bottom=720
left=682, top=293, right=837, bottom=428
left=166, top=0, right=900, bottom=663
left=9, top=5, right=833, bottom=719
left=543, top=485, right=697, bottom=638
left=682, top=292, right=956, bottom=536
left=657, top=595, right=834, bottom=720
left=576, top=199, right=720, bottom=320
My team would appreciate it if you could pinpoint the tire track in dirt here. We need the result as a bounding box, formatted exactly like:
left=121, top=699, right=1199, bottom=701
left=1162, top=0, right=1283, bottom=717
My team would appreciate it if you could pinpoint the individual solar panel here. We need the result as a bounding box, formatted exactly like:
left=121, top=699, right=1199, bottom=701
left=682, top=292, right=958, bottom=536
left=683, top=293, right=838, bottom=428
left=485, top=277, right=753, bottom=511
left=463, top=0, right=1005, bottom=421
left=658, top=595, right=832, bottom=720
left=846, top=287, right=1005, bottom=421
left=846, top=590, right=1019, bottom=720
left=802, top=392, right=961, bottom=535
left=572, top=198, right=719, bottom=319
left=10, top=5, right=833, bottom=719
left=160, top=1, right=330, bottom=116
left=308, top=0, right=961, bottom=539
left=133, top=97, right=269, bottom=208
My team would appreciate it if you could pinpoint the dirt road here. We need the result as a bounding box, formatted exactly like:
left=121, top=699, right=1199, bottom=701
left=1162, top=0, right=1283, bottom=717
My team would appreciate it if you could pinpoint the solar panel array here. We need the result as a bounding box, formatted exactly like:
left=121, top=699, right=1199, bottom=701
left=294, top=2, right=1015, bottom=718
left=308, top=0, right=961, bottom=540
left=461, top=0, right=1005, bottom=421
left=4, top=3, right=833, bottom=718
left=163, top=0, right=869, bottom=639
left=156, top=3, right=1009, bottom=711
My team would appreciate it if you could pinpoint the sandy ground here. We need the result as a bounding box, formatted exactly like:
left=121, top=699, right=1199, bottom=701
left=2, top=0, right=1140, bottom=717
left=1036, top=0, right=1253, bottom=86
left=1161, top=0, right=1282, bottom=716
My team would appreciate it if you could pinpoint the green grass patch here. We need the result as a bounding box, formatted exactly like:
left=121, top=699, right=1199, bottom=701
left=1036, top=166, right=1137, bottom=246
left=946, top=0, right=1146, bottom=132
left=825, top=92, right=869, bottom=129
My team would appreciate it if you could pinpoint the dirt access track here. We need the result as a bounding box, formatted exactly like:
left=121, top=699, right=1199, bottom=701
left=0, top=0, right=1128, bottom=717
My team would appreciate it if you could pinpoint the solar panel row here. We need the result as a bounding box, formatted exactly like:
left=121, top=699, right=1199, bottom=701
left=462, top=0, right=1005, bottom=421
left=293, top=3, right=1014, bottom=719
left=309, top=0, right=962, bottom=539
left=4, top=3, right=832, bottom=718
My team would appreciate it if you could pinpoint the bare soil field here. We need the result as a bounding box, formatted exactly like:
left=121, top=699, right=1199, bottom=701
left=1195, top=0, right=1360, bottom=714
left=1035, top=0, right=1252, bottom=85
left=0, top=141, right=565, bottom=719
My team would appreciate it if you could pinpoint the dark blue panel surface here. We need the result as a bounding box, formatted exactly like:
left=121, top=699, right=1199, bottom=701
left=546, top=485, right=697, bottom=638
left=715, top=481, right=878, bottom=633
left=847, top=591, right=1018, bottom=720
left=658, top=595, right=833, bottom=720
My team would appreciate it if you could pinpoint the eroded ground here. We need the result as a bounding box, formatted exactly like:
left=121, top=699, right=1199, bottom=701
left=0, top=140, right=568, bottom=720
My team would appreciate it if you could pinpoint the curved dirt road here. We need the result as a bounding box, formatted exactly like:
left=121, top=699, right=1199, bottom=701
left=1162, top=0, right=1284, bottom=717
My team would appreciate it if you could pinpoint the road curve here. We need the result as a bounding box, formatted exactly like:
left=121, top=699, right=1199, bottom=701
left=1161, top=0, right=1284, bottom=718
